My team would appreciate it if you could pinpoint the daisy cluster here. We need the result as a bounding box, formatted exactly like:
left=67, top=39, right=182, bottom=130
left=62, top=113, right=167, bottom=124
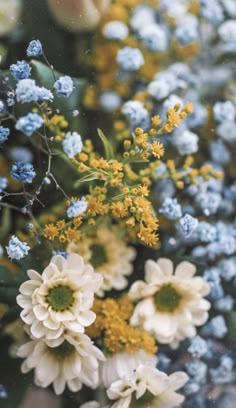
left=0, top=0, right=236, bottom=407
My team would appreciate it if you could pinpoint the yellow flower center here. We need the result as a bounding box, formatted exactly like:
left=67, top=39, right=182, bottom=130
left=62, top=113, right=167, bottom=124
left=46, top=285, right=74, bottom=311
left=90, top=244, right=107, bottom=268
left=154, top=284, right=182, bottom=312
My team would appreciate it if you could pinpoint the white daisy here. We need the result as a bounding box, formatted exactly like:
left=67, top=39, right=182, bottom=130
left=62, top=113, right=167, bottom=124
left=107, top=364, right=188, bottom=408
left=100, top=349, right=158, bottom=388
left=17, top=331, right=105, bottom=395
left=67, top=225, right=136, bottom=296
left=129, top=258, right=210, bottom=347
left=17, top=254, right=103, bottom=340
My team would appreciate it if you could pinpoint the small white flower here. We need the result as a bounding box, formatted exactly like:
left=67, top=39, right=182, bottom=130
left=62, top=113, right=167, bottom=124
left=129, top=258, right=210, bottom=347
left=17, top=254, right=103, bottom=340
left=107, top=364, right=188, bottom=408
left=17, top=331, right=105, bottom=395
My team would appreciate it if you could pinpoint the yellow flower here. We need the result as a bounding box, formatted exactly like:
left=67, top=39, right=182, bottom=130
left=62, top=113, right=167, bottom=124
left=151, top=140, right=165, bottom=158
left=44, top=224, right=59, bottom=240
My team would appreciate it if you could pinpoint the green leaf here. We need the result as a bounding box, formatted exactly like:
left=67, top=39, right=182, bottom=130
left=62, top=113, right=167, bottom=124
left=97, top=128, right=114, bottom=160
left=74, top=172, right=99, bottom=187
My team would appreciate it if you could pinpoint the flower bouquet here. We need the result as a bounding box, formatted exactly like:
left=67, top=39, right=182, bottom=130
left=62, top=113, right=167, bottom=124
left=0, top=1, right=236, bottom=407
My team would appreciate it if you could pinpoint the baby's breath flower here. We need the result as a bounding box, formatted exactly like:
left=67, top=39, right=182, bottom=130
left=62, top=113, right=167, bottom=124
left=54, top=76, right=74, bottom=97
left=6, top=236, right=30, bottom=260
left=67, top=197, right=88, bottom=218
left=62, top=131, right=83, bottom=158
left=26, top=39, right=43, bottom=57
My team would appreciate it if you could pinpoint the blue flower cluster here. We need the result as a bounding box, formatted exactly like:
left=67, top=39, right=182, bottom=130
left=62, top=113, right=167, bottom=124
left=6, top=236, right=30, bottom=260
left=62, top=131, right=83, bottom=158
left=54, top=76, right=74, bottom=97
left=11, top=162, right=36, bottom=183
left=67, top=197, right=88, bottom=218
left=0, top=126, right=10, bottom=144
left=15, top=113, right=44, bottom=136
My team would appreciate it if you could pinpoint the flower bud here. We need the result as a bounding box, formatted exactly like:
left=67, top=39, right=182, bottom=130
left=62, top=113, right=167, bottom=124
left=47, top=0, right=111, bottom=33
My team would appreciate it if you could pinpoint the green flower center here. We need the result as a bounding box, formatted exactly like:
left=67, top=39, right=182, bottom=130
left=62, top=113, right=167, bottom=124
left=46, top=285, right=74, bottom=311
left=90, top=244, right=107, bottom=269
left=50, top=340, right=75, bottom=358
left=154, top=283, right=182, bottom=312
left=131, top=390, right=155, bottom=407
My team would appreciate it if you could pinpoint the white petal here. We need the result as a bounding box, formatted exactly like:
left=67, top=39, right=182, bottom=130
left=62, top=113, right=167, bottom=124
left=27, top=269, right=42, bottom=281
left=19, top=280, right=40, bottom=295
left=53, top=375, right=66, bottom=395
left=31, top=320, right=45, bottom=338
left=168, top=371, right=189, bottom=390
left=33, top=305, right=48, bottom=321
left=175, top=261, right=196, bottom=279
left=67, top=253, right=85, bottom=271
left=157, top=258, right=174, bottom=276
left=145, top=260, right=164, bottom=283
left=42, top=263, right=60, bottom=280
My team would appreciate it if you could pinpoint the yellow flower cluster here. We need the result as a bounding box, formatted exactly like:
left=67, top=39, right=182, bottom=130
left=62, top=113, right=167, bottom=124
left=86, top=297, right=157, bottom=355
left=45, top=114, right=68, bottom=142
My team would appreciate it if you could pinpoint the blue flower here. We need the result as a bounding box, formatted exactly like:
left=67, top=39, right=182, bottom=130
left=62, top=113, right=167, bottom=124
left=214, top=295, right=234, bottom=312
left=213, top=101, right=235, bottom=122
left=197, top=222, right=217, bottom=242
left=27, top=40, right=43, bottom=57
left=10, top=147, right=33, bottom=163
left=173, top=130, right=199, bottom=155
left=0, top=126, right=10, bottom=144
left=103, top=21, right=129, bottom=41
left=122, top=100, right=149, bottom=129
left=11, top=162, right=36, bottom=183
left=99, top=91, right=121, bottom=112
left=209, top=354, right=233, bottom=384
left=195, top=192, right=221, bottom=216
left=186, top=359, right=207, bottom=383
left=15, top=79, right=53, bottom=104
left=116, top=47, right=144, bottom=71
left=209, top=315, right=228, bottom=338
left=18, top=113, right=43, bottom=136
left=175, top=15, right=199, bottom=46
left=0, top=177, right=7, bottom=193
left=36, top=87, right=54, bottom=103
left=200, top=0, right=224, bottom=25
left=62, top=132, right=83, bottom=158
left=147, top=78, right=171, bottom=101
left=10, top=60, right=31, bottom=81
left=187, top=336, right=208, bottom=358
left=159, top=197, right=182, bottom=220
left=67, top=197, right=88, bottom=218
left=54, top=76, right=74, bottom=97
left=6, top=236, right=30, bottom=260
left=177, top=214, right=199, bottom=237
left=218, top=257, right=236, bottom=281
left=140, top=24, right=168, bottom=52
left=15, top=79, right=38, bottom=103
left=15, top=113, right=44, bottom=137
